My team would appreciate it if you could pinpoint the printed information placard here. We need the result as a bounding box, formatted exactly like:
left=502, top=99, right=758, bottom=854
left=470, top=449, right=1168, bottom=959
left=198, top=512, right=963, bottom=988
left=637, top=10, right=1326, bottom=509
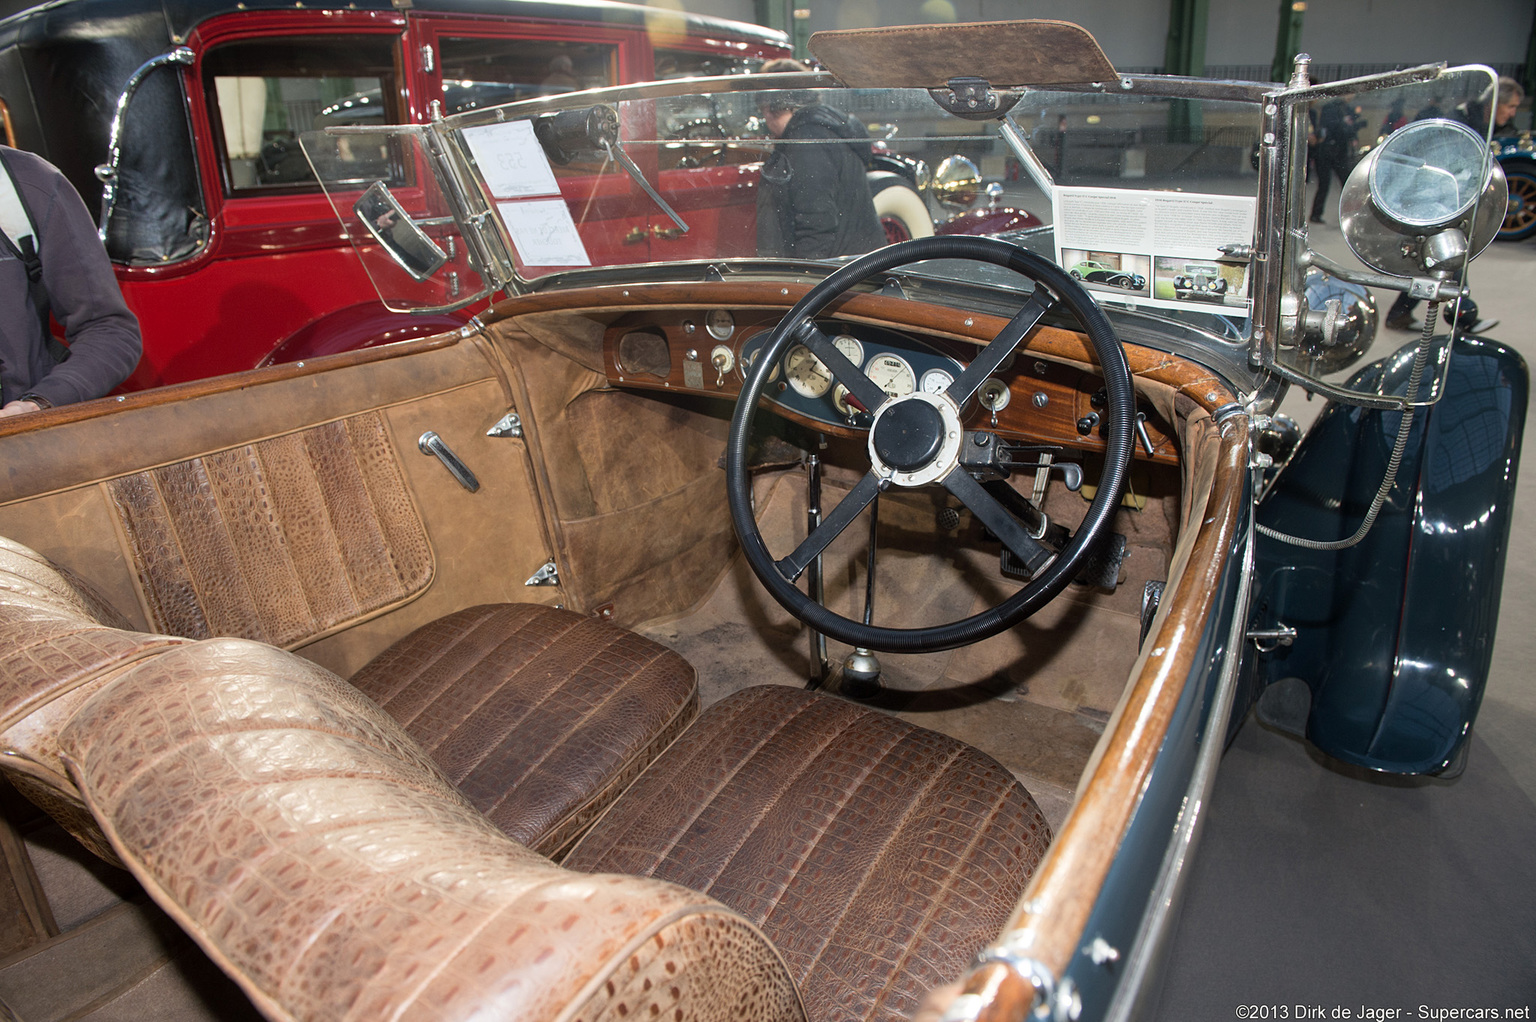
left=1052, top=186, right=1257, bottom=317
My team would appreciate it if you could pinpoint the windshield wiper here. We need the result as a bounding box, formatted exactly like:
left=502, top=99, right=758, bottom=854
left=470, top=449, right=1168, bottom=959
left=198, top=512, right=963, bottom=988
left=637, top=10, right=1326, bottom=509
left=601, top=139, right=689, bottom=234
left=534, top=106, right=689, bottom=234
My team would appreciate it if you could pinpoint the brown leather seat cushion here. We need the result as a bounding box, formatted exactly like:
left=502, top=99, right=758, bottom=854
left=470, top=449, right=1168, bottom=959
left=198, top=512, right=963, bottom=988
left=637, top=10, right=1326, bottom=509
left=349, top=603, right=698, bottom=856
left=565, top=685, right=1052, bottom=1022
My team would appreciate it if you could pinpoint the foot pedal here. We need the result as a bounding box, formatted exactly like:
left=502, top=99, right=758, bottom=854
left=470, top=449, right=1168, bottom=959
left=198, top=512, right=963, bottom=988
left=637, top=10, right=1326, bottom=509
left=1000, top=532, right=1125, bottom=589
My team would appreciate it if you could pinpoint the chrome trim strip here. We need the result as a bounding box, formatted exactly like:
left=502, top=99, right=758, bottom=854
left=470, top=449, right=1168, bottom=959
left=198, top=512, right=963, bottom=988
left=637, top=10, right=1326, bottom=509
left=96, top=47, right=196, bottom=243
left=1102, top=443, right=1256, bottom=1022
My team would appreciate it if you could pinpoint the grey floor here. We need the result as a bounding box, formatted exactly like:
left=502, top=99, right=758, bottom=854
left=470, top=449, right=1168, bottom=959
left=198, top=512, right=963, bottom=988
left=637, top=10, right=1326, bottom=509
left=1153, top=196, right=1536, bottom=1015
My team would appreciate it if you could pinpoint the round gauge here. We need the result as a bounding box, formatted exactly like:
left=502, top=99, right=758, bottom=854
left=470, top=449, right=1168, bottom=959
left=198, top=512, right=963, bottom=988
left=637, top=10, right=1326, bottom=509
left=832, top=334, right=864, bottom=368
left=784, top=344, right=833, bottom=399
left=864, top=353, right=917, bottom=399
left=920, top=367, right=955, bottom=396
left=705, top=309, right=735, bottom=341
left=739, top=343, right=781, bottom=383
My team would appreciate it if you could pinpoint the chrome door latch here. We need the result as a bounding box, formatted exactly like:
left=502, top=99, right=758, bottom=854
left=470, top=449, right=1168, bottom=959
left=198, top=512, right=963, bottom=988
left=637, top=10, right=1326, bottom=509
left=418, top=431, right=480, bottom=492
left=1247, top=624, right=1297, bottom=652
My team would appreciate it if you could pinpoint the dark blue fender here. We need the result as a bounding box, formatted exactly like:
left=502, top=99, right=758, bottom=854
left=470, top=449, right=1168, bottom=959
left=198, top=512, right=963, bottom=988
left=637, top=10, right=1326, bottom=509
left=1253, top=334, right=1527, bottom=774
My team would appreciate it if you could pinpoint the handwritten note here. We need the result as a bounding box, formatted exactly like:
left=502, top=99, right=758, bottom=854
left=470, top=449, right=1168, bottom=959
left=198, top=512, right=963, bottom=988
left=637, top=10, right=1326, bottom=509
left=497, top=199, right=590, bottom=266
left=462, top=121, right=560, bottom=199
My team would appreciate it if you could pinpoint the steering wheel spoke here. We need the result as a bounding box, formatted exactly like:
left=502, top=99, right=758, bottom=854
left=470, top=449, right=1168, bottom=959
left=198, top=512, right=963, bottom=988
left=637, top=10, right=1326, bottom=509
left=945, top=288, right=1057, bottom=407
left=794, top=319, right=890, bottom=414
left=776, top=469, right=884, bottom=582
left=941, top=467, right=1054, bottom=576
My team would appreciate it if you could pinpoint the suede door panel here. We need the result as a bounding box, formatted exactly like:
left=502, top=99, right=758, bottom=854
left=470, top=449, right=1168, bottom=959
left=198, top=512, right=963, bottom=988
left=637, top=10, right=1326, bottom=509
left=503, top=325, right=738, bottom=627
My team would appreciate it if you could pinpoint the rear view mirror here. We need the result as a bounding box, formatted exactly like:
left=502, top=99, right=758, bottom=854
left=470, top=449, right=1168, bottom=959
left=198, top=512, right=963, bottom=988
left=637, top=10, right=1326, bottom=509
left=354, top=181, right=448, bottom=282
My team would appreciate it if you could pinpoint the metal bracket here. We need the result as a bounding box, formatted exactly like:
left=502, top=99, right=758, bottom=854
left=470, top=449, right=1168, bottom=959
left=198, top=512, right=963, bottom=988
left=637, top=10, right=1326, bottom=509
left=955, top=940, right=1079, bottom=1022
left=929, top=76, right=1021, bottom=119
left=486, top=412, right=523, bottom=438
left=1408, top=276, right=1445, bottom=299
left=1247, top=624, right=1297, bottom=652
left=524, top=560, right=560, bottom=587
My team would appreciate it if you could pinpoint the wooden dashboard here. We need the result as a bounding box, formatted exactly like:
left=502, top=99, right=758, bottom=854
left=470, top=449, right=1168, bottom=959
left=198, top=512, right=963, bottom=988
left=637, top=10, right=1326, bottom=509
left=600, top=308, right=1179, bottom=465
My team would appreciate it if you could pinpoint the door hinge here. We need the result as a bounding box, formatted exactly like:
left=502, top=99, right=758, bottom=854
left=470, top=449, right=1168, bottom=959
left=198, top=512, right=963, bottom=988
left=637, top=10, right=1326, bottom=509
left=487, top=412, right=523, bottom=438
left=525, top=560, right=560, bottom=587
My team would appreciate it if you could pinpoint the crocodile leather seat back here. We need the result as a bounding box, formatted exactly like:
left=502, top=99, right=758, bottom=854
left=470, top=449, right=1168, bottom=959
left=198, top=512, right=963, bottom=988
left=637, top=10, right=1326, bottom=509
left=566, top=685, right=1053, bottom=1022
left=58, top=639, right=806, bottom=1022
left=350, top=603, right=699, bottom=857
left=0, top=537, right=186, bottom=864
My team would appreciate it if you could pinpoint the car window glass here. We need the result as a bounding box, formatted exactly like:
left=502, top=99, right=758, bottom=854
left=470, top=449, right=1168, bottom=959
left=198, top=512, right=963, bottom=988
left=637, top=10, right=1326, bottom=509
left=205, top=35, right=401, bottom=194
left=653, top=48, right=764, bottom=79
left=437, top=38, right=616, bottom=180
left=438, top=38, right=615, bottom=112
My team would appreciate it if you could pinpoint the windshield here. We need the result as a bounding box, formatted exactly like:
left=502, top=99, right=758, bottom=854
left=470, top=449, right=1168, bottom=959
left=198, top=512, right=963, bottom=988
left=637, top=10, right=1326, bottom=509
left=302, top=58, right=1498, bottom=409
left=432, top=83, right=1266, bottom=307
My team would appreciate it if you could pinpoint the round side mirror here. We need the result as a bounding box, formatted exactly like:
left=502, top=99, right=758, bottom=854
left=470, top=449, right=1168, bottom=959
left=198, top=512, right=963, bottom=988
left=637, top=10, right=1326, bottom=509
left=1340, top=118, right=1506, bottom=277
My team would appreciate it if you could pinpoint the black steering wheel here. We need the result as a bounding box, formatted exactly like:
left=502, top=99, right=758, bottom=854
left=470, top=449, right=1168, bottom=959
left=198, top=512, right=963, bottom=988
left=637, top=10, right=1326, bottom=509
left=725, top=235, right=1136, bottom=653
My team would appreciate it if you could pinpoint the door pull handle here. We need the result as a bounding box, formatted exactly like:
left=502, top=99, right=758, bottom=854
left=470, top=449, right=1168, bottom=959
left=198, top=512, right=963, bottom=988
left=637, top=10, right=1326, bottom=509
left=418, top=431, right=480, bottom=492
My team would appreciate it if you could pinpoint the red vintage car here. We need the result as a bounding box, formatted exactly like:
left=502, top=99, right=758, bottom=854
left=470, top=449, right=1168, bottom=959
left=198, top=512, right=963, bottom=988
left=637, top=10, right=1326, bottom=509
left=0, top=0, right=791, bottom=390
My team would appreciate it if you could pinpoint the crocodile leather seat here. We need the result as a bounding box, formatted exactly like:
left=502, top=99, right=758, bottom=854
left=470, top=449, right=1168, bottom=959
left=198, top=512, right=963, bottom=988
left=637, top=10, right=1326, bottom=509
left=58, top=639, right=806, bottom=1022
left=56, top=640, right=1049, bottom=1022
left=348, top=603, right=698, bottom=856
left=0, top=538, right=696, bottom=860
left=566, top=685, right=1052, bottom=1022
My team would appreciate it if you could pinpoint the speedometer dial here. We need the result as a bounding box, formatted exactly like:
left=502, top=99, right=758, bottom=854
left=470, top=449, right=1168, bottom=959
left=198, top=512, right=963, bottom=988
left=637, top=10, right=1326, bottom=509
left=864, top=353, right=917, bottom=399
left=785, top=344, right=833, bottom=398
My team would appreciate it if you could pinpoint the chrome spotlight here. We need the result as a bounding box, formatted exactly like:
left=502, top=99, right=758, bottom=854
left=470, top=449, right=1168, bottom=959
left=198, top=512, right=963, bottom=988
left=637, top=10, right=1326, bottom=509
left=1339, top=118, right=1506, bottom=278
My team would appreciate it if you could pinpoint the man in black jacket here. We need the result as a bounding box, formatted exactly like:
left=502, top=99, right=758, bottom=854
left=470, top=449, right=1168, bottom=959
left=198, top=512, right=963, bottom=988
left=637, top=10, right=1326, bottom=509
left=1309, top=95, right=1362, bottom=224
left=1, top=146, right=141, bottom=417
left=755, top=61, right=885, bottom=259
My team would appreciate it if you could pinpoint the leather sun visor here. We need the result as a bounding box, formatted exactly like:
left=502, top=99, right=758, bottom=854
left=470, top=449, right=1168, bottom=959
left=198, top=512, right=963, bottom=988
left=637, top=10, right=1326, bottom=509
left=808, top=20, right=1118, bottom=89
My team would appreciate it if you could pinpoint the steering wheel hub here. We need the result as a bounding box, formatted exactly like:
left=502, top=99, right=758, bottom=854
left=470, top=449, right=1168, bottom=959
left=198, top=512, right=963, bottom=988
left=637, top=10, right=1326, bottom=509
left=868, top=392, right=965, bottom=487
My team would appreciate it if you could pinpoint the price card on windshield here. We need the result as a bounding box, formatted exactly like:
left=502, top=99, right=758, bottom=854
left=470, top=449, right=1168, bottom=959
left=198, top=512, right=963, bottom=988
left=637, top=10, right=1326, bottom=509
left=1053, top=186, right=1257, bottom=318
left=462, top=121, right=561, bottom=199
